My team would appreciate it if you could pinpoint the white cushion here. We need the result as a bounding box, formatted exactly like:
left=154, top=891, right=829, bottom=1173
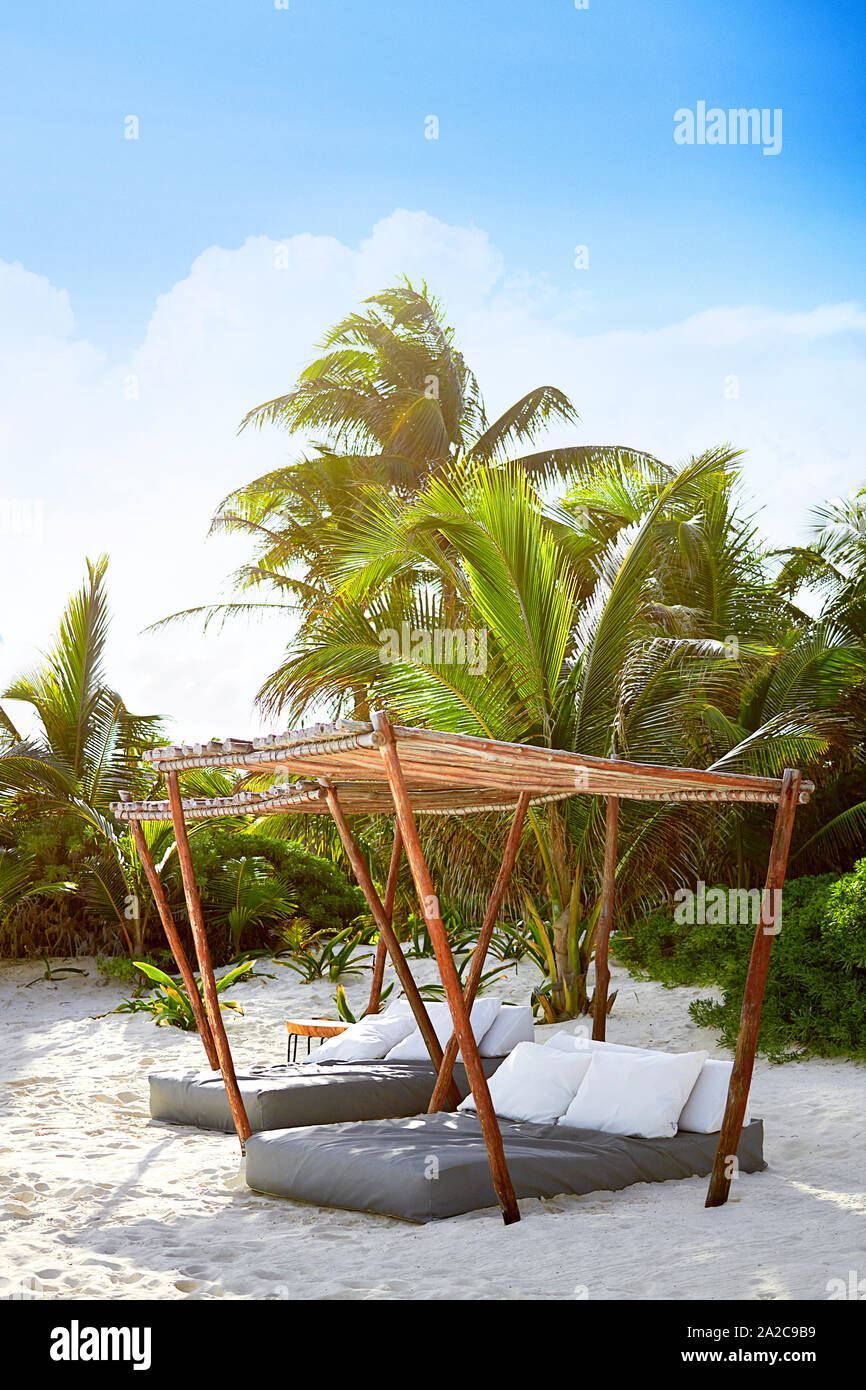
left=305, top=1012, right=415, bottom=1063
left=545, top=1031, right=645, bottom=1056
left=479, top=1005, right=535, bottom=1057
left=458, top=1041, right=592, bottom=1124
left=558, top=1048, right=708, bottom=1139
left=383, top=1000, right=417, bottom=1023
left=546, top=1033, right=749, bottom=1130
left=384, top=998, right=501, bottom=1062
left=677, top=1057, right=739, bottom=1133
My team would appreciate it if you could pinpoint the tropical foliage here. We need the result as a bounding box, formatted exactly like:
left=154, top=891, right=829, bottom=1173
left=146, top=282, right=866, bottom=1023
left=117, top=957, right=256, bottom=1031
left=0, top=557, right=164, bottom=955
left=0, top=562, right=364, bottom=964
left=186, top=829, right=365, bottom=939
left=3, top=284, right=865, bottom=1047
left=682, top=868, right=866, bottom=1061
left=158, top=280, right=659, bottom=725
left=616, top=862, right=866, bottom=1060
left=275, top=924, right=373, bottom=983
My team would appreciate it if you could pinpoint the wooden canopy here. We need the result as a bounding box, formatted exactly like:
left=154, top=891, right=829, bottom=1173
left=115, top=718, right=812, bottom=819
left=113, top=712, right=811, bottom=1225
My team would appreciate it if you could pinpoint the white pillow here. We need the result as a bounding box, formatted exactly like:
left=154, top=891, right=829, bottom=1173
left=382, top=997, right=414, bottom=1016
left=479, top=1005, right=535, bottom=1057
left=384, top=998, right=500, bottom=1062
left=677, top=1057, right=741, bottom=1133
left=305, top=1012, right=415, bottom=1063
left=458, top=1041, right=592, bottom=1124
left=545, top=1032, right=645, bottom=1056
left=546, top=1034, right=749, bottom=1131
left=558, top=1048, right=708, bottom=1139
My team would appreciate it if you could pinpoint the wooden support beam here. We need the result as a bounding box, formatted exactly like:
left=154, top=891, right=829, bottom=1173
left=129, top=818, right=220, bottom=1071
left=428, top=790, right=531, bottom=1115
left=592, top=794, right=620, bottom=1041
left=373, top=711, right=520, bottom=1226
left=705, top=768, right=802, bottom=1208
left=165, top=771, right=252, bottom=1150
left=367, top=827, right=402, bottom=1015
left=324, top=784, right=462, bottom=1111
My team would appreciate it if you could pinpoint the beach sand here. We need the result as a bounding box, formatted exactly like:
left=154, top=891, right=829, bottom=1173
left=1, top=951, right=864, bottom=1301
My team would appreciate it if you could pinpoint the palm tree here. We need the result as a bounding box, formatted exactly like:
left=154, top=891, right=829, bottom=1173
left=239, top=279, right=587, bottom=477
left=772, top=489, right=866, bottom=869
left=776, top=488, right=866, bottom=644
left=150, top=285, right=865, bottom=1014
left=159, top=281, right=662, bottom=723
left=0, top=847, right=73, bottom=952
left=0, top=557, right=166, bottom=953
left=274, top=449, right=865, bottom=1017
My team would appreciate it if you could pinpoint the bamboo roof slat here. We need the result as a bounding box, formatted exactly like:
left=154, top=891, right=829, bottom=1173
left=125, top=719, right=813, bottom=821
left=111, top=783, right=574, bottom=823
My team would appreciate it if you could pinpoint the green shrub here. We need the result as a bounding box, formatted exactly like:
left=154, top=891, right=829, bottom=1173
left=611, top=902, right=741, bottom=988
left=822, top=857, right=866, bottom=971
left=189, top=830, right=365, bottom=938
left=116, top=958, right=255, bottom=1030
left=96, top=952, right=173, bottom=988
left=276, top=924, right=374, bottom=983
left=617, top=872, right=866, bottom=1061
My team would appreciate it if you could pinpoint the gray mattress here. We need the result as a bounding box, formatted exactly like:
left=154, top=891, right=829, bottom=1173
left=244, top=1112, right=766, bottom=1222
left=148, top=1057, right=504, bottom=1133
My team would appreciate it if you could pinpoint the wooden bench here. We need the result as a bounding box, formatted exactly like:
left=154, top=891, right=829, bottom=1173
left=285, top=1017, right=349, bottom=1064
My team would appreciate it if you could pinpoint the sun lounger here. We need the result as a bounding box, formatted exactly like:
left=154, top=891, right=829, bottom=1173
left=244, top=1111, right=766, bottom=1222
left=148, top=1056, right=506, bottom=1133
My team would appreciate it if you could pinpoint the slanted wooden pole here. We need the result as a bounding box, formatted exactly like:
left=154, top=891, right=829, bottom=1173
left=128, top=816, right=220, bottom=1071
left=372, top=711, right=520, bottom=1226
left=324, top=785, right=462, bottom=1111
left=428, top=791, right=531, bottom=1114
left=705, top=769, right=802, bottom=1208
left=592, top=794, right=620, bottom=1041
left=367, top=826, right=402, bottom=1015
left=165, top=771, right=251, bottom=1149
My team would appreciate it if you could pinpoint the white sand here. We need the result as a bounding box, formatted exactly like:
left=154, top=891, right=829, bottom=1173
left=1, top=950, right=864, bottom=1301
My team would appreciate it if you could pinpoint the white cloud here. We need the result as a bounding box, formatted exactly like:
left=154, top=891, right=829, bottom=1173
left=1, top=210, right=863, bottom=738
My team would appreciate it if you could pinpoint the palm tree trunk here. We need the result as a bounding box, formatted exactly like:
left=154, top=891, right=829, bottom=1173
left=546, top=804, right=572, bottom=1002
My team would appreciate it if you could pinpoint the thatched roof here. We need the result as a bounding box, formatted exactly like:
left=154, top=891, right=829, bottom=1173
left=111, top=719, right=813, bottom=822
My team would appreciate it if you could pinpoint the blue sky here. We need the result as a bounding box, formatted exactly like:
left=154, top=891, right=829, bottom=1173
left=1, top=1, right=864, bottom=734
left=2, top=1, right=864, bottom=354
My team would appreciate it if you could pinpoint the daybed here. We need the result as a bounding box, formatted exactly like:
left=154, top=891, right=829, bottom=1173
left=244, top=1035, right=763, bottom=1220
left=148, top=999, right=532, bottom=1133
left=244, top=1111, right=766, bottom=1223
left=148, top=1056, right=504, bottom=1134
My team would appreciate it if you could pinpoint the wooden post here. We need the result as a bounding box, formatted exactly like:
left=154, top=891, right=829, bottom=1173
left=165, top=772, right=252, bottom=1149
left=428, top=791, right=531, bottom=1114
left=592, top=794, right=620, bottom=1041
left=324, top=785, right=462, bottom=1111
left=373, top=711, right=521, bottom=1226
left=705, top=769, right=802, bottom=1208
left=367, top=827, right=402, bottom=1015
left=128, top=816, right=220, bottom=1071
